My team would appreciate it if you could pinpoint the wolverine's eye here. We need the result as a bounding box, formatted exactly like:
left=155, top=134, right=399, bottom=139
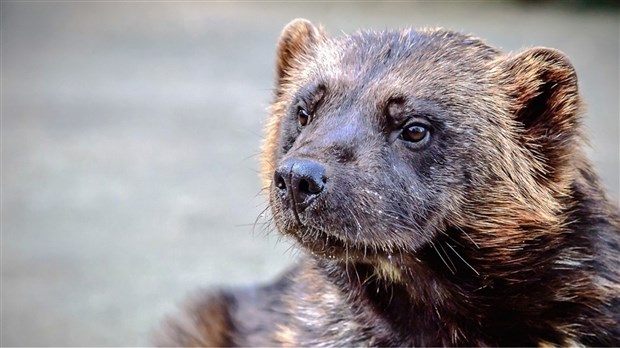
left=401, top=124, right=429, bottom=143
left=298, top=107, right=311, bottom=127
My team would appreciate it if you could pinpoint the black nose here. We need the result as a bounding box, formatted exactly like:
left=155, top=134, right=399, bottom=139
left=273, top=158, right=327, bottom=212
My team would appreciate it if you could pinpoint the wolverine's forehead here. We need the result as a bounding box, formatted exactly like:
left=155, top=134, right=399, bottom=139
left=296, top=30, right=499, bottom=115
left=310, top=30, right=424, bottom=85
left=316, top=30, right=496, bottom=73
left=300, top=29, right=500, bottom=103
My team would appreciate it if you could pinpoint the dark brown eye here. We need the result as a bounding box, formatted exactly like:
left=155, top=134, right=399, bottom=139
left=298, top=107, right=311, bottom=127
left=401, top=124, right=429, bottom=143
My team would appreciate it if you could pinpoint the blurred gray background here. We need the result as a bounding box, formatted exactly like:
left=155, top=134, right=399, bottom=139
left=2, top=2, right=618, bottom=346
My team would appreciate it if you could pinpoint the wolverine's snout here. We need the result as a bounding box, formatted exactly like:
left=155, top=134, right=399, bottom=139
left=274, top=158, right=327, bottom=213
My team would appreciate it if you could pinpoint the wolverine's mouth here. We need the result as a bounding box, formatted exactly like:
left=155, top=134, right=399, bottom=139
left=295, top=228, right=346, bottom=259
left=284, top=224, right=396, bottom=262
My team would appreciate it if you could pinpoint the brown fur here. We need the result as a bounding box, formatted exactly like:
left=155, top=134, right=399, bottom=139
left=155, top=19, right=620, bottom=346
left=154, top=291, right=236, bottom=347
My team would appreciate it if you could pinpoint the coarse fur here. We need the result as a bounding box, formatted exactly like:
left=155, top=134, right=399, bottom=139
left=155, top=19, right=620, bottom=346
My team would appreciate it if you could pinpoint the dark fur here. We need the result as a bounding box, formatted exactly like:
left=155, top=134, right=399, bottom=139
left=156, top=20, right=620, bottom=346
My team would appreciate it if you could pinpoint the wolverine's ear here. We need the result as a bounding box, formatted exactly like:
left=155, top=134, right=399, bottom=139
left=506, top=47, right=580, bottom=135
left=504, top=48, right=582, bottom=182
left=275, top=19, right=326, bottom=93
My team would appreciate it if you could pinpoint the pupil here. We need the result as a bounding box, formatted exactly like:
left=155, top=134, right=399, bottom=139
left=406, top=125, right=426, bottom=142
left=298, top=109, right=309, bottom=126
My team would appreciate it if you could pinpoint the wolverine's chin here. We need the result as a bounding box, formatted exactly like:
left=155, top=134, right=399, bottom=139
left=281, top=223, right=405, bottom=263
left=283, top=225, right=350, bottom=259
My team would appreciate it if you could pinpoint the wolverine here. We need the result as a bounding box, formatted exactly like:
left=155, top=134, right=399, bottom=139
left=155, top=19, right=620, bottom=346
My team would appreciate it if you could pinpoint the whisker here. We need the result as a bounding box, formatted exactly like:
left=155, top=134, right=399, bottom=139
left=457, top=226, right=480, bottom=249
left=430, top=241, right=455, bottom=274
left=438, top=241, right=457, bottom=272
left=446, top=243, right=480, bottom=276
left=252, top=205, right=272, bottom=237
left=241, top=151, right=262, bottom=162
left=345, top=242, right=350, bottom=281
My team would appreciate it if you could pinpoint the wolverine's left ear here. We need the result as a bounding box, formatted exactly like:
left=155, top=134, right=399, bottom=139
left=504, top=47, right=582, bottom=181
left=505, top=47, right=580, bottom=135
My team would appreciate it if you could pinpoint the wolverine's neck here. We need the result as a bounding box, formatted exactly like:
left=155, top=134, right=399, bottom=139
left=316, top=251, right=485, bottom=346
left=314, top=226, right=574, bottom=346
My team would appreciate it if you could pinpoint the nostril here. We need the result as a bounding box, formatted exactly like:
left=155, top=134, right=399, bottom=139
left=300, top=176, right=324, bottom=195
left=299, top=179, right=310, bottom=194
left=274, top=172, right=287, bottom=191
left=295, top=169, right=325, bottom=196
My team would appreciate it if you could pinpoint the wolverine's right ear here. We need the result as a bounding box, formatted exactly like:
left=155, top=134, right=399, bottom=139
left=275, top=19, right=326, bottom=94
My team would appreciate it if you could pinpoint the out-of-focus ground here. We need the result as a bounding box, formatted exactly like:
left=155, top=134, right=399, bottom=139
left=1, top=2, right=618, bottom=346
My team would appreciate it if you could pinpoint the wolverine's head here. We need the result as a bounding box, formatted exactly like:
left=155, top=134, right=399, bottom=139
left=263, top=19, right=581, bottom=269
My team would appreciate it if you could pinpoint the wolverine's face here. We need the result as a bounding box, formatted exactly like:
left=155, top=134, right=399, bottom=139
left=267, top=27, right=504, bottom=262
left=265, top=21, right=579, bottom=267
